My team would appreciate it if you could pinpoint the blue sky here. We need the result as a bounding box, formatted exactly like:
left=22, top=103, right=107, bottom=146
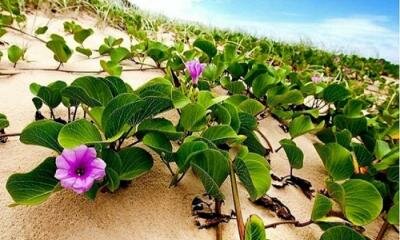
left=130, top=0, right=399, bottom=63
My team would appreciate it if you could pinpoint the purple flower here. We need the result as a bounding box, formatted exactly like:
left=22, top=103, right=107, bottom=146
left=185, top=60, right=205, bottom=85
left=311, top=75, right=322, bottom=83
left=55, top=145, right=106, bottom=194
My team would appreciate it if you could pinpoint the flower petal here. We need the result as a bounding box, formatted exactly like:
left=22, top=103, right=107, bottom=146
left=72, top=177, right=95, bottom=194
left=55, top=156, right=71, bottom=170
left=60, top=176, right=77, bottom=189
left=55, top=169, right=69, bottom=180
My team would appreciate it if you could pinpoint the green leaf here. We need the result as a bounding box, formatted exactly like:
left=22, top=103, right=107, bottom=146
left=227, top=81, right=246, bottom=94
left=102, top=148, right=122, bottom=174
left=142, top=132, right=172, bottom=158
left=104, top=95, right=172, bottom=138
left=104, top=76, right=128, bottom=96
left=252, top=73, right=277, bottom=98
left=244, top=63, right=268, bottom=86
left=100, top=60, right=122, bottom=76
left=240, top=128, right=267, bottom=156
left=172, top=89, right=191, bottom=108
left=314, top=143, right=354, bottom=181
left=118, top=147, right=153, bottom=180
left=190, top=149, right=229, bottom=200
left=58, top=119, right=102, bottom=148
left=73, top=28, right=93, bottom=44
left=202, top=125, right=244, bottom=145
left=20, top=120, right=63, bottom=152
left=268, top=89, right=304, bottom=107
left=320, top=226, right=365, bottom=240
left=65, top=76, right=114, bottom=107
left=193, top=38, right=217, bottom=59
left=35, top=26, right=48, bottom=35
left=175, top=141, right=208, bottom=173
left=245, top=215, right=267, bottom=240
left=222, top=102, right=240, bottom=132
left=34, top=84, right=63, bottom=109
left=373, top=140, right=399, bottom=171
left=289, top=115, right=324, bottom=139
left=46, top=40, right=73, bottom=63
left=76, top=46, right=92, bottom=57
left=106, top=168, right=120, bottom=192
left=7, top=45, right=24, bottom=64
left=239, top=99, right=265, bottom=116
left=6, top=157, right=59, bottom=205
left=337, top=179, right=383, bottom=226
left=134, top=77, right=172, bottom=98
left=239, top=112, right=258, bottom=131
left=234, top=152, right=271, bottom=201
left=279, top=139, right=304, bottom=169
left=211, top=104, right=231, bottom=125
left=179, top=103, right=207, bottom=132
left=138, top=118, right=183, bottom=140
left=322, top=84, right=350, bottom=103
left=388, top=191, right=399, bottom=225
left=311, top=193, right=333, bottom=221
left=110, top=47, right=131, bottom=63
left=0, top=113, right=9, bottom=130
left=147, top=41, right=169, bottom=63
left=334, top=115, right=367, bottom=136
left=197, top=91, right=228, bottom=109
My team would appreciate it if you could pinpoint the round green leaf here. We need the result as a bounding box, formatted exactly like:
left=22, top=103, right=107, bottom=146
left=6, top=157, right=59, bottom=205
left=8, top=45, right=24, bottom=64
left=138, top=118, right=183, bottom=140
left=190, top=149, right=229, bottom=200
left=341, top=179, right=383, bottom=226
left=201, top=125, right=244, bottom=145
left=311, top=193, right=333, bottom=221
left=245, top=215, right=267, bottom=240
left=179, top=103, right=207, bottom=132
left=320, top=226, right=365, bottom=240
left=239, top=99, right=265, bottom=116
left=314, top=143, right=354, bottom=181
left=118, top=147, right=153, bottom=180
left=142, top=132, right=172, bottom=157
left=279, top=139, right=304, bottom=169
left=58, top=119, right=102, bottom=148
left=193, top=38, right=217, bottom=59
left=289, top=115, right=324, bottom=139
left=322, top=84, right=350, bottom=103
left=234, top=152, right=271, bottom=201
left=388, top=191, right=399, bottom=225
left=175, top=141, right=208, bottom=173
left=20, top=120, right=63, bottom=152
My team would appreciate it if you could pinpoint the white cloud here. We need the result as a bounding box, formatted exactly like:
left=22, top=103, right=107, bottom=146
left=130, top=0, right=399, bottom=63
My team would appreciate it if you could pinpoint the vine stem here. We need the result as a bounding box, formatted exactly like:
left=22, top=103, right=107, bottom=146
left=264, top=220, right=313, bottom=229
left=14, top=66, right=160, bottom=74
left=256, top=129, right=274, bottom=153
left=0, top=25, right=46, bottom=43
left=229, top=153, right=245, bottom=240
left=0, top=133, right=21, bottom=137
left=376, top=219, right=389, bottom=240
left=215, top=199, right=223, bottom=240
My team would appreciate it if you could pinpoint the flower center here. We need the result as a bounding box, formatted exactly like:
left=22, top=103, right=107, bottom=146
left=75, top=167, right=85, bottom=176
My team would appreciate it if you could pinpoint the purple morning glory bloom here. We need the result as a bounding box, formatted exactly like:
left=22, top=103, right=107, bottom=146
left=55, top=145, right=106, bottom=194
left=185, top=60, right=205, bottom=85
